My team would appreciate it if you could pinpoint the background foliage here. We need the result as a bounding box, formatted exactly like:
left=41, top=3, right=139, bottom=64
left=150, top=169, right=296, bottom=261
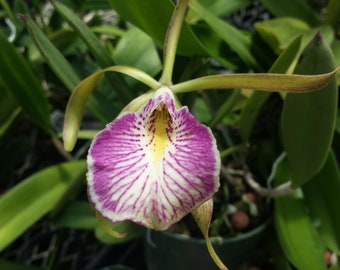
left=0, top=0, right=339, bottom=269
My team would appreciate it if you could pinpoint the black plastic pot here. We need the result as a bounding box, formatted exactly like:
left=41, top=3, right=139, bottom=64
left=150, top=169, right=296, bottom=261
left=145, top=219, right=271, bottom=270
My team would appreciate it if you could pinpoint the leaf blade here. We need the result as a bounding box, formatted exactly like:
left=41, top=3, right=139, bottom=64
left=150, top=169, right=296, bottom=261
left=0, top=160, right=86, bottom=251
left=281, top=33, right=338, bottom=188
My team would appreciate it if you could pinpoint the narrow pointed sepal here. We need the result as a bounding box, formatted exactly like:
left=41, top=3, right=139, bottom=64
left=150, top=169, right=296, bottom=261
left=87, top=87, right=220, bottom=230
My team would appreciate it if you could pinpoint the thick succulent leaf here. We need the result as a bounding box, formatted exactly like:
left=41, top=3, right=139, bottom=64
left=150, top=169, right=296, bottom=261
left=303, top=151, right=340, bottom=252
left=281, top=33, right=338, bottom=188
left=109, top=0, right=205, bottom=56
left=87, top=87, right=220, bottom=230
left=274, top=158, right=327, bottom=270
left=0, top=160, right=86, bottom=252
left=239, top=35, right=303, bottom=141
left=0, top=30, right=51, bottom=132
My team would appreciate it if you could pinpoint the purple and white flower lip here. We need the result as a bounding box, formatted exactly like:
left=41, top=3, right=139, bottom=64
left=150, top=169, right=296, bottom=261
left=87, top=87, right=220, bottom=230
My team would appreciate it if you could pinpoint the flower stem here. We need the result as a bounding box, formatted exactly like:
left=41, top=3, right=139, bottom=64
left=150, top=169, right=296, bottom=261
left=205, top=236, right=229, bottom=270
left=159, top=0, right=190, bottom=86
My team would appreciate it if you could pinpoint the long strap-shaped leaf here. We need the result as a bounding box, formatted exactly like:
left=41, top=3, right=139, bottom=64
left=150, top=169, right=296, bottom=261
left=52, top=1, right=133, bottom=103
left=274, top=158, right=327, bottom=270
left=0, top=161, right=86, bottom=252
left=303, top=151, right=340, bottom=253
left=0, top=31, right=51, bottom=133
left=23, top=15, right=118, bottom=123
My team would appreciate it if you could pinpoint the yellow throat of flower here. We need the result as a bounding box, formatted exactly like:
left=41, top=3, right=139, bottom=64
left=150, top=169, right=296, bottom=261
left=153, top=106, right=170, bottom=163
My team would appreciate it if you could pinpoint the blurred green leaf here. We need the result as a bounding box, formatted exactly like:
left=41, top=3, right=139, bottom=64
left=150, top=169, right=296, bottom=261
left=255, top=17, right=310, bottom=54
left=0, top=160, right=86, bottom=252
left=326, top=0, right=340, bottom=36
left=0, top=30, right=51, bottom=133
left=114, top=27, right=162, bottom=85
left=274, top=158, right=327, bottom=270
left=60, top=0, right=111, bottom=10
left=260, top=0, right=320, bottom=27
left=0, top=86, right=20, bottom=137
left=0, top=0, right=15, bottom=24
left=303, top=151, right=340, bottom=252
left=52, top=1, right=135, bottom=103
left=255, top=17, right=334, bottom=54
left=189, top=0, right=266, bottom=71
left=187, top=0, right=252, bottom=22
left=0, top=259, right=41, bottom=270
left=281, top=33, right=338, bottom=188
left=239, top=35, right=303, bottom=142
left=24, top=16, right=117, bottom=123
left=53, top=201, right=97, bottom=230
left=0, top=108, right=21, bottom=138
left=109, top=0, right=206, bottom=56
left=95, top=220, right=144, bottom=244
left=209, top=89, right=240, bottom=128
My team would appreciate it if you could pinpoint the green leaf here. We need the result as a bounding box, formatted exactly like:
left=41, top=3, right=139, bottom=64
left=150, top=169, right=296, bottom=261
left=303, top=151, right=340, bottom=252
left=281, top=33, right=338, bottom=188
left=0, top=160, right=86, bottom=252
left=208, top=89, right=240, bottom=128
left=0, top=86, right=20, bottom=137
left=326, top=0, right=340, bottom=36
left=23, top=15, right=117, bottom=123
left=0, top=30, right=51, bottom=132
left=113, top=27, right=162, bottom=83
left=52, top=1, right=139, bottom=103
left=260, top=0, right=320, bottom=27
left=255, top=17, right=310, bottom=54
left=0, top=259, right=41, bottom=270
left=255, top=17, right=334, bottom=54
left=109, top=0, right=205, bottom=56
left=95, top=220, right=144, bottom=245
left=187, top=0, right=252, bottom=22
left=53, top=201, right=97, bottom=230
left=239, top=35, right=303, bottom=141
left=189, top=0, right=266, bottom=71
left=274, top=158, right=327, bottom=270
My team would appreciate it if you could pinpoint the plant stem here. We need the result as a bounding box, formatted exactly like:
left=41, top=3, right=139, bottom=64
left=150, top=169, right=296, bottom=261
left=159, top=0, right=190, bottom=86
left=205, top=237, right=229, bottom=270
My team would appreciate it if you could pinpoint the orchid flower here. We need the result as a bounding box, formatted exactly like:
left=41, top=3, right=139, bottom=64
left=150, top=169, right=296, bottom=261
left=62, top=1, right=337, bottom=269
left=87, top=86, right=220, bottom=230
